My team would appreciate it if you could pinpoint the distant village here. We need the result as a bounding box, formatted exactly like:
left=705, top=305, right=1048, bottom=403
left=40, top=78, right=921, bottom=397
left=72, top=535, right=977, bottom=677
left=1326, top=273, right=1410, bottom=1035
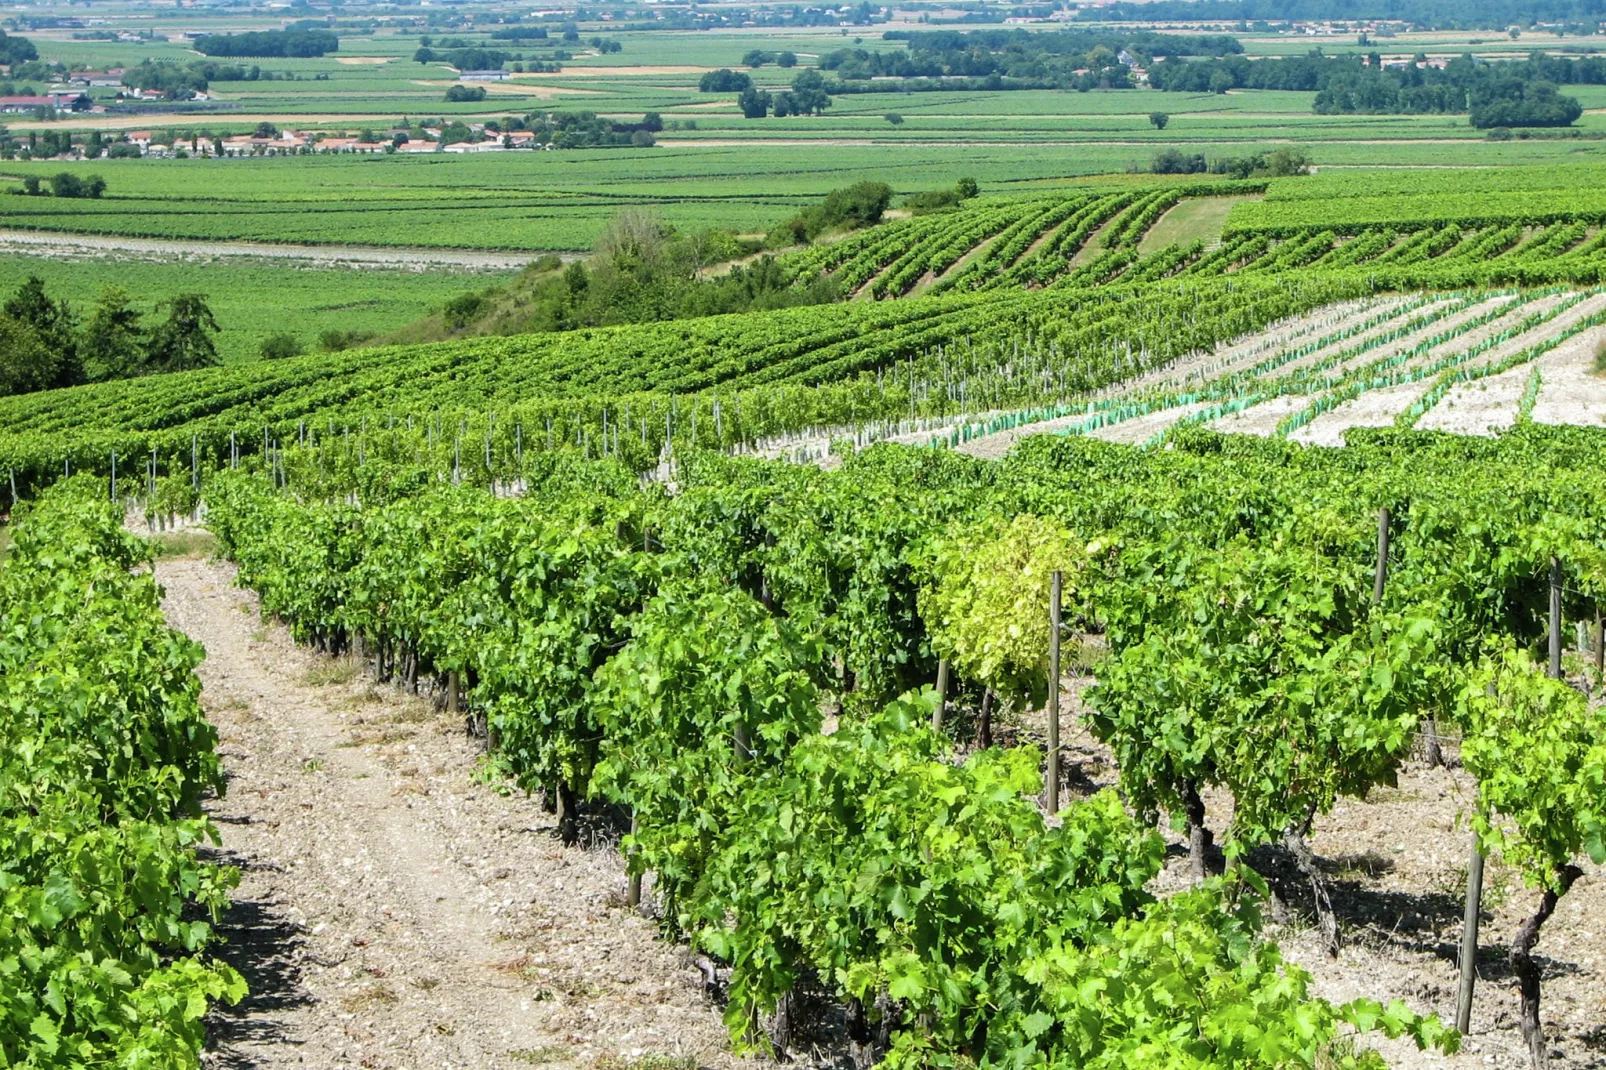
left=10, top=120, right=556, bottom=158
left=0, top=62, right=567, bottom=158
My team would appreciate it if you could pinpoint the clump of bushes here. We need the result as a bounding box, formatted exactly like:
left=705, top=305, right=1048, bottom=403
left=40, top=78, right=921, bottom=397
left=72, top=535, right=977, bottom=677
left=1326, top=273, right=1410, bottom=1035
left=769, top=181, right=894, bottom=245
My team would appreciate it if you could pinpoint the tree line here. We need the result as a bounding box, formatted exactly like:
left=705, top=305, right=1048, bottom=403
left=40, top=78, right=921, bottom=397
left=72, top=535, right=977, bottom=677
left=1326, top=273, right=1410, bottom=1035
left=1150, top=50, right=1597, bottom=126
left=0, top=278, right=221, bottom=399
left=1071, top=0, right=1606, bottom=31
left=815, top=28, right=1239, bottom=93
left=193, top=27, right=338, bottom=58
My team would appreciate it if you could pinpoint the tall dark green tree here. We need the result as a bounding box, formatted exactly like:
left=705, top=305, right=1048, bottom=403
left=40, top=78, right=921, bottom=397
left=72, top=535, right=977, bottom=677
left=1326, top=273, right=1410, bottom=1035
left=4, top=275, right=81, bottom=388
left=81, top=286, right=145, bottom=381
left=145, top=294, right=220, bottom=374
left=0, top=315, right=54, bottom=397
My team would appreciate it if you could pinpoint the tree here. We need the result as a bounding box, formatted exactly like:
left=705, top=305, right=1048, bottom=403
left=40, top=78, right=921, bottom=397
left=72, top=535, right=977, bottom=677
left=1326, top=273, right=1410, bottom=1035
left=641, top=112, right=664, bottom=132
left=85, top=175, right=106, bottom=198
left=145, top=294, right=220, bottom=374
left=700, top=68, right=751, bottom=93
left=0, top=315, right=54, bottom=397
left=49, top=171, right=83, bottom=198
left=258, top=332, right=303, bottom=360
left=254, top=121, right=278, bottom=138
left=631, top=129, right=656, bottom=147
left=955, top=176, right=979, bottom=199
left=789, top=68, right=832, bottom=115
left=5, top=275, right=79, bottom=388
left=778, top=51, right=797, bottom=68
left=883, top=112, right=903, bottom=125
left=19, top=175, right=39, bottom=195
left=743, top=49, right=771, bottom=68
left=738, top=87, right=771, bottom=119
left=563, top=260, right=589, bottom=298
left=81, top=286, right=144, bottom=381
left=1151, top=147, right=1206, bottom=174
left=1149, top=111, right=1169, bottom=129
left=1208, top=68, right=1234, bottom=94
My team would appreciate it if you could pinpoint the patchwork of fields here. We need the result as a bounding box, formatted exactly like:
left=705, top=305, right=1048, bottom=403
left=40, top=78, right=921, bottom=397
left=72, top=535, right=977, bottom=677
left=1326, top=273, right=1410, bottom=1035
left=11, top=12, right=1606, bottom=1070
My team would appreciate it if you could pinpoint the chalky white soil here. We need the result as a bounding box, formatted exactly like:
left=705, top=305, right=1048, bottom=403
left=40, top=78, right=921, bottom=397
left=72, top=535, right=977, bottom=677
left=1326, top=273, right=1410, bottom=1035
left=160, top=557, right=749, bottom=1070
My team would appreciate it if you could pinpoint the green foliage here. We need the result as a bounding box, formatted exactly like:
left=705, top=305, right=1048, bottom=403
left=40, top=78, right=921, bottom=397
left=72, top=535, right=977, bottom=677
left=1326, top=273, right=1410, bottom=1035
left=201, top=460, right=1467, bottom=1068
left=81, top=286, right=144, bottom=382
left=145, top=294, right=220, bottom=374
left=0, top=479, right=244, bottom=1067
left=920, top=513, right=1092, bottom=708
left=258, top=332, right=303, bottom=360
left=697, top=695, right=1161, bottom=1057
left=1457, top=646, right=1606, bottom=885
left=592, top=580, right=825, bottom=919
left=1014, top=881, right=1457, bottom=1067
left=1088, top=528, right=1436, bottom=852
left=772, top=181, right=894, bottom=244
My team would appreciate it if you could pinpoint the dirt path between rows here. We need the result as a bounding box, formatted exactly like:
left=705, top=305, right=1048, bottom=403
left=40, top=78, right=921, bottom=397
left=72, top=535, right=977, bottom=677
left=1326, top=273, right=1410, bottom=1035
left=0, top=230, right=549, bottom=270
left=157, top=555, right=744, bottom=1070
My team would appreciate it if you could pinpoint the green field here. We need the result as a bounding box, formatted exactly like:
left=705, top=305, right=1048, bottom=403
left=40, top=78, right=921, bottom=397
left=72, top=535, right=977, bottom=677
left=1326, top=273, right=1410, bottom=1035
left=0, top=254, right=504, bottom=362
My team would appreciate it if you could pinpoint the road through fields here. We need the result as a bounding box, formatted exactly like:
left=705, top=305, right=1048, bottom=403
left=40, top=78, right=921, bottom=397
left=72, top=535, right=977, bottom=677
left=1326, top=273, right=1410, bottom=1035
left=0, top=229, right=548, bottom=270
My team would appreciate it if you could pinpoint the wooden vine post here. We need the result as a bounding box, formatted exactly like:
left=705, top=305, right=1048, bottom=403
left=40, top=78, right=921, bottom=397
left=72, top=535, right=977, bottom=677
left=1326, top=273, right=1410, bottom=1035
left=933, top=658, right=949, bottom=732
left=626, top=814, right=642, bottom=910
left=1457, top=833, right=1484, bottom=1034
left=1594, top=610, right=1603, bottom=678
left=1550, top=557, right=1563, bottom=680
left=1046, top=570, right=1062, bottom=814
left=1373, top=506, right=1390, bottom=604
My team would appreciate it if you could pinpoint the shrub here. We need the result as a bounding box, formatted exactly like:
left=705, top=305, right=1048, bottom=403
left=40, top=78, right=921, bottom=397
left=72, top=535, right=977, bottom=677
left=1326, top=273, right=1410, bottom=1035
left=258, top=332, right=304, bottom=359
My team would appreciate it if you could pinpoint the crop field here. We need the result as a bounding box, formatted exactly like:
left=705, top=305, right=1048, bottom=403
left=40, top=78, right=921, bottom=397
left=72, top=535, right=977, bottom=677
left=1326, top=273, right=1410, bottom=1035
left=11, top=6, right=1606, bottom=1070
left=10, top=174, right=1606, bottom=481
left=0, top=252, right=508, bottom=363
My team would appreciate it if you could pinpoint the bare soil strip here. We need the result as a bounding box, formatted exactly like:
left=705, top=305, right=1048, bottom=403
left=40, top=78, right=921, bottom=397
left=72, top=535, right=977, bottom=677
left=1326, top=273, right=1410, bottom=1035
left=1288, top=381, right=1431, bottom=446
left=1417, top=362, right=1532, bottom=436
left=1531, top=328, right=1606, bottom=429
left=0, top=230, right=544, bottom=270
left=159, top=557, right=744, bottom=1070
left=1086, top=402, right=1212, bottom=445
left=1205, top=393, right=1310, bottom=436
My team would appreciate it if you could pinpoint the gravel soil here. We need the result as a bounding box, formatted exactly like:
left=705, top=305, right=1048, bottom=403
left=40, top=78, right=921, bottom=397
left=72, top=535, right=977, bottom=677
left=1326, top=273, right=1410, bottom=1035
left=1266, top=297, right=1466, bottom=380
left=1289, top=380, right=1430, bottom=446
left=1012, top=675, right=1606, bottom=1070
left=1532, top=328, right=1606, bottom=429
left=1206, top=393, right=1311, bottom=436
left=0, top=230, right=548, bottom=269
left=157, top=556, right=747, bottom=1070
left=1087, top=401, right=1211, bottom=444
left=1292, top=297, right=1518, bottom=383
left=1417, top=364, right=1531, bottom=436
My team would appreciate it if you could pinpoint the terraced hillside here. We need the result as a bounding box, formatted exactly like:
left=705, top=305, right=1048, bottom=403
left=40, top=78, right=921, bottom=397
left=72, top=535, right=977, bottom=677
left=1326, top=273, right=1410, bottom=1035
left=859, top=287, right=1606, bottom=460
left=8, top=173, right=1606, bottom=492
left=776, top=179, right=1606, bottom=303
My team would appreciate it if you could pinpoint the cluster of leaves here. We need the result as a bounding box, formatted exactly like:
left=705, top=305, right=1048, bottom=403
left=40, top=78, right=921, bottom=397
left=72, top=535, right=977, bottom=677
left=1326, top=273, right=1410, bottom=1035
left=1458, top=647, right=1606, bottom=883
left=919, top=513, right=1095, bottom=708
left=0, top=478, right=243, bottom=1067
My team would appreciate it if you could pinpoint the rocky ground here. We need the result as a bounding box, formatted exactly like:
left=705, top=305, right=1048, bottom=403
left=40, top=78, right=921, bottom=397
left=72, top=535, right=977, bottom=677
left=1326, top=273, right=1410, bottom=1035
left=159, top=555, right=749, bottom=1070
